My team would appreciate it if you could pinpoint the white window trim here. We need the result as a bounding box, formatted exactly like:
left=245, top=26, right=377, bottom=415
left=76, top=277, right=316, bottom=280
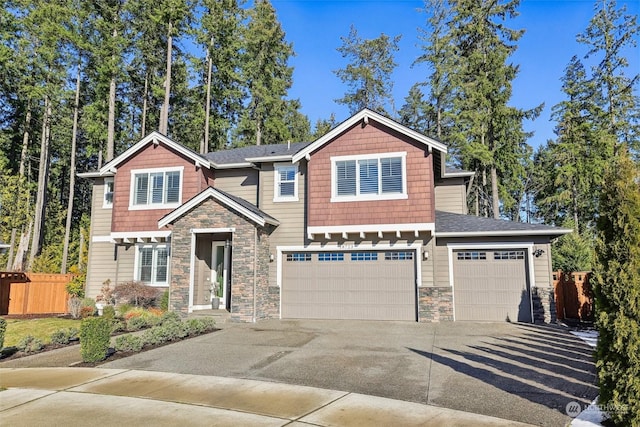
left=103, top=177, right=114, bottom=209
left=129, top=166, right=184, bottom=210
left=330, top=152, right=408, bottom=202
left=134, top=243, right=170, bottom=287
left=273, top=163, right=299, bottom=202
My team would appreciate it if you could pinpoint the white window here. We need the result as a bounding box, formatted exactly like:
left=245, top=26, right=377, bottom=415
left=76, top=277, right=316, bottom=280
left=129, top=167, right=183, bottom=210
left=135, top=244, right=169, bottom=286
left=103, top=177, right=114, bottom=208
left=274, top=164, right=298, bottom=202
left=331, top=152, right=407, bottom=202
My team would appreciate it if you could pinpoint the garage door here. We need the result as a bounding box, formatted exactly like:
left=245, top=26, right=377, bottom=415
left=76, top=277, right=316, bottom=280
left=282, top=251, right=416, bottom=321
left=453, top=249, right=532, bottom=322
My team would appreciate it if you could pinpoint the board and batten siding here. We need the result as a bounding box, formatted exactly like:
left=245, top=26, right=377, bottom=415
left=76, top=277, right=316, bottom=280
left=260, top=163, right=306, bottom=287
left=213, top=168, right=258, bottom=205
left=434, top=179, right=467, bottom=214
left=86, top=178, right=116, bottom=299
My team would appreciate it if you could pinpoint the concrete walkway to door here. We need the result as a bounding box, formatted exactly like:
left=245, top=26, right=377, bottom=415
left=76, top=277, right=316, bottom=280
left=96, top=319, right=597, bottom=426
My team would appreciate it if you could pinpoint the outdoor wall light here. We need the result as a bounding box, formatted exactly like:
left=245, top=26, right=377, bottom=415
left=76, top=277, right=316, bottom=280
left=423, top=250, right=429, bottom=260
left=269, top=254, right=274, bottom=262
left=533, top=248, right=545, bottom=258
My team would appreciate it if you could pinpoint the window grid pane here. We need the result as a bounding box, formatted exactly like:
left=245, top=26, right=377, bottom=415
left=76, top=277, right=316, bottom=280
left=381, top=157, right=403, bottom=193
left=456, top=251, right=487, bottom=261
left=318, top=252, right=344, bottom=261
left=134, top=174, right=149, bottom=205
left=358, top=159, right=379, bottom=194
left=166, top=172, right=180, bottom=203
left=286, top=253, right=311, bottom=262
left=151, top=173, right=164, bottom=204
left=278, top=167, right=296, bottom=197
left=385, top=251, right=414, bottom=261
left=336, top=161, right=356, bottom=196
left=494, top=251, right=525, bottom=260
left=155, top=248, right=168, bottom=282
left=351, top=252, right=378, bottom=261
left=139, top=248, right=153, bottom=282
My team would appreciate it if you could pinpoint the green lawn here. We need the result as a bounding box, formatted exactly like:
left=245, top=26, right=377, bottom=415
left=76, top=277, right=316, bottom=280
left=2, top=317, right=82, bottom=347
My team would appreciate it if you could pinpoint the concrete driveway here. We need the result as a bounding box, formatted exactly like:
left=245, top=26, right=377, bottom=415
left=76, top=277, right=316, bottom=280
left=102, top=320, right=597, bottom=426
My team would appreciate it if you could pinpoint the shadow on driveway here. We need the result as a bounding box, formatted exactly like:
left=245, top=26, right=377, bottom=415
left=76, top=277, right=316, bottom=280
left=408, top=323, right=597, bottom=425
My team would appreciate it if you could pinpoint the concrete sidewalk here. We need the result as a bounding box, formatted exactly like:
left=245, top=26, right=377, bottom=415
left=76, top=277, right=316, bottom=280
left=0, top=367, right=535, bottom=426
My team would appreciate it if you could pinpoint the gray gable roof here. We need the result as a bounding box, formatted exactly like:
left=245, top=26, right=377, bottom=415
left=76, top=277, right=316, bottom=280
left=213, top=188, right=279, bottom=225
left=206, top=141, right=313, bottom=166
left=435, top=210, right=571, bottom=237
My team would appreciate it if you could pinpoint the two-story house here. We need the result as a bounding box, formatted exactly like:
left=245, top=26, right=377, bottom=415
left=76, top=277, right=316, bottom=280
left=80, top=109, right=570, bottom=323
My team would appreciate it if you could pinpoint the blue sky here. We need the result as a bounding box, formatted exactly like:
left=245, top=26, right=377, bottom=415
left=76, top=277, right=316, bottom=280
left=270, top=0, right=639, bottom=148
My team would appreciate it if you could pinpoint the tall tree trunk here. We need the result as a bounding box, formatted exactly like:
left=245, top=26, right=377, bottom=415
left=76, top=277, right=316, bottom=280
left=107, top=26, right=117, bottom=161
left=141, top=71, right=149, bottom=137
left=202, top=38, right=213, bottom=154
left=491, top=165, right=500, bottom=219
left=5, top=228, right=16, bottom=270
left=256, top=116, right=262, bottom=146
left=28, top=97, right=52, bottom=270
left=160, top=20, right=173, bottom=135
left=62, top=66, right=81, bottom=274
left=12, top=221, right=32, bottom=271
left=19, top=105, right=31, bottom=177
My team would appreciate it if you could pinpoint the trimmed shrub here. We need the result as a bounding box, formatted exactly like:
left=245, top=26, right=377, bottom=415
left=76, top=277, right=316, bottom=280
left=184, top=318, right=216, bottom=336
left=113, top=281, right=159, bottom=308
left=126, top=316, right=149, bottom=331
left=160, top=290, right=169, bottom=311
left=110, top=319, right=126, bottom=334
left=114, top=334, right=143, bottom=353
left=0, top=318, right=6, bottom=349
left=160, top=311, right=181, bottom=325
left=80, top=317, right=111, bottom=363
left=50, top=328, right=79, bottom=345
left=102, top=305, right=116, bottom=320
left=17, top=335, right=44, bottom=353
left=116, top=303, right=133, bottom=316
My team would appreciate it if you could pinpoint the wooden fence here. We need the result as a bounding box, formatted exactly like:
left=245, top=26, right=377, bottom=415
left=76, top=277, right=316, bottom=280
left=553, top=271, right=593, bottom=321
left=0, top=272, right=74, bottom=315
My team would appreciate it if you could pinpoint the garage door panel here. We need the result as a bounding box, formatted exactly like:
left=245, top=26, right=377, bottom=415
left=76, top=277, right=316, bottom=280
left=453, top=249, right=531, bottom=322
left=282, top=251, right=416, bottom=321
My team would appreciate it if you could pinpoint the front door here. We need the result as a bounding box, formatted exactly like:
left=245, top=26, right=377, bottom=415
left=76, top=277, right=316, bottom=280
left=212, top=241, right=229, bottom=309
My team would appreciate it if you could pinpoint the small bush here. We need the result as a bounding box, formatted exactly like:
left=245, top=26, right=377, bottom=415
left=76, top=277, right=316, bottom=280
left=68, top=297, right=83, bottom=319
left=66, top=274, right=85, bottom=298
left=160, top=290, right=169, bottom=311
left=116, top=303, right=133, bottom=316
left=0, top=318, right=6, bottom=349
left=17, top=335, right=44, bottom=353
left=102, top=305, right=116, bottom=320
left=184, top=318, right=216, bottom=336
left=114, top=334, right=144, bottom=353
left=50, top=328, right=79, bottom=345
left=110, top=319, right=125, bottom=334
left=113, top=281, right=159, bottom=308
left=80, top=317, right=111, bottom=363
left=126, top=316, right=149, bottom=331
left=161, top=311, right=181, bottom=325
left=80, top=306, right=95, bottom=318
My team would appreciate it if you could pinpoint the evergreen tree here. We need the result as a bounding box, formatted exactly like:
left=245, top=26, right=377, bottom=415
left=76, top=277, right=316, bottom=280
left=592, top=147, right=640, bottom=426
left=197, top=0, right=245, bottom=151
left=334, top=25, right=401, bottom=116
left=398, top=83, right=434, bottom=136
left=578, top=0, right=640, bottom=156
left=237, top=0, right=294, bottom=146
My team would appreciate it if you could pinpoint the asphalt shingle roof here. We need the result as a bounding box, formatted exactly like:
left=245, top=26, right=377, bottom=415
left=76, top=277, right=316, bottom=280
left=435, top=210, right=570, bottom=236
left=213, top=188, right=279, bottom=225
left=206, top=141, right=313, bottom=165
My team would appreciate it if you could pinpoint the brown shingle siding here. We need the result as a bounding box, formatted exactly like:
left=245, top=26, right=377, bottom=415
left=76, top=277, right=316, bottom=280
left=307, top=120, right=435, bottom=227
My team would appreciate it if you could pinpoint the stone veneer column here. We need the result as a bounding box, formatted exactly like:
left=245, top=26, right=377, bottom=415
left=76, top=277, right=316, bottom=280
left=418, top=287, right=454, bottom=322
left=168, top=197, right=276, bottom=322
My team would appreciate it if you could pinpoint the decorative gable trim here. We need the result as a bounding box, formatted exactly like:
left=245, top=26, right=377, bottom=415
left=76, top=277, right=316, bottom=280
left=158, top=187, right=279, bottom=228
left=292, top=108, right=448, bottom=163
left=99, top=131, right=211, bottom=175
